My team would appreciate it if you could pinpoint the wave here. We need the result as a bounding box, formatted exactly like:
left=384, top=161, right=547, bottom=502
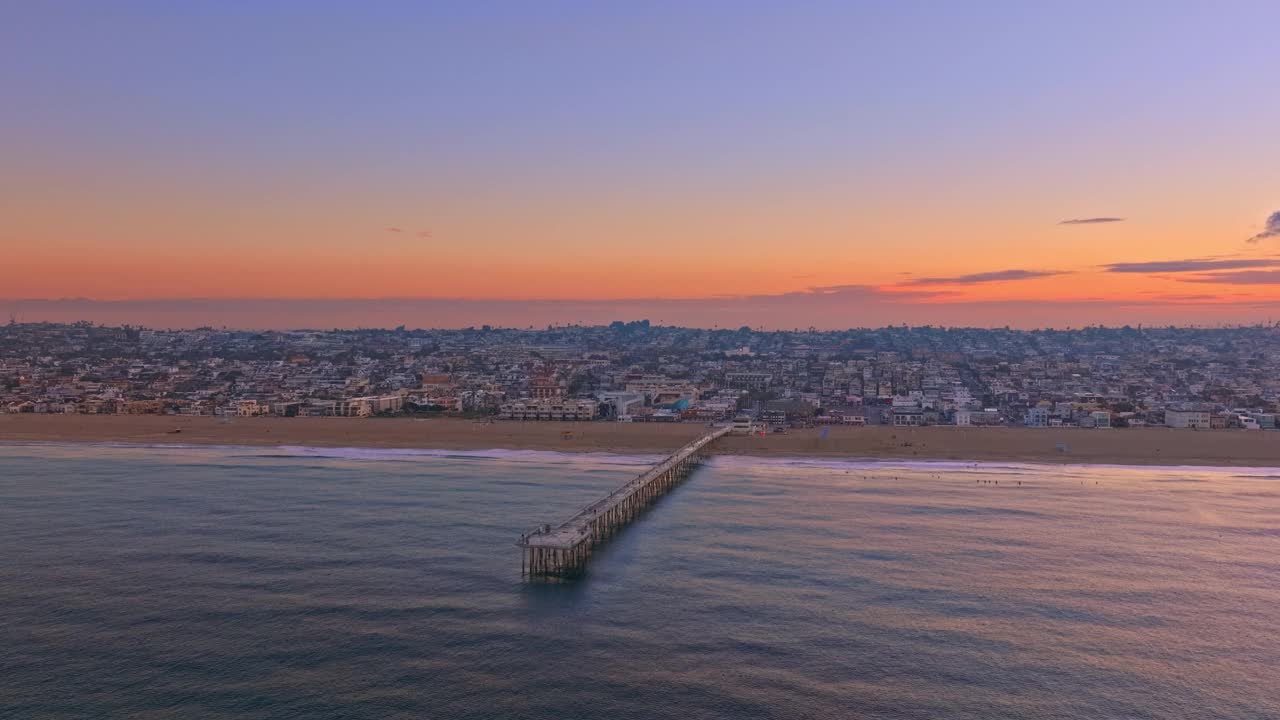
left=708, top=456, right=1044, bottom=474
left=1, top=440, right=1272, bottom=475
left=701, top=454, right=1270, bottom=477
left=263, top=445, right=661, bottom=466
left=0, top=439, right=661, bottom=467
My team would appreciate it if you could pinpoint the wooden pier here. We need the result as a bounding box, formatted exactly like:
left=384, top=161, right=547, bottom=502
left=518, top=425, right=730, bottom=577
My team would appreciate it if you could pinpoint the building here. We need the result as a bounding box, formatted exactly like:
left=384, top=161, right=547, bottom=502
left=329, top=394, right=406, bottom=417
left=724, top=372, right=773, bottom=390
left=499, top=399, right=599, bottom=421
left=816, top=411, right=866, bottom=426
left=1025, top=406, right=1050, bottom=427
left=1166, top=410, right=1211, bottom=429
left=759, top=408, right=788, bottom=428
left=967, top=408, right=1002, bottom=426
left=624, top=376, right=699, bottom=404
left=420, top=373, right=452, bottom=388
left=598, top=391, right=644, bottom=419
left=889, top=407, right=924, bottom=426
left=531, top=377, right=565, bottom=399
left=686, top=398, right=736, bottom=421
left=121, top=400, right=164, bottom=414
left=237, top=399, right=266, bottom=416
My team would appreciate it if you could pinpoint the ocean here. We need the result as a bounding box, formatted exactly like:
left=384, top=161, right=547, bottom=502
left=1, top=442, right=1278, bottom=719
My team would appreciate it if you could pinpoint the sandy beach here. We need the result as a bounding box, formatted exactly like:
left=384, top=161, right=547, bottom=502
left=2, top=415, right=1278, bottom=466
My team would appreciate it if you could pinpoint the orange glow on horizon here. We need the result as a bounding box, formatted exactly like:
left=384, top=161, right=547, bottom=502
left=8, top=191, right=1279, bottom=309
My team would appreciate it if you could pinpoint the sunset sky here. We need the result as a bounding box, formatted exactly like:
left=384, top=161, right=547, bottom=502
left=3, top=2, right=1279, bottom=329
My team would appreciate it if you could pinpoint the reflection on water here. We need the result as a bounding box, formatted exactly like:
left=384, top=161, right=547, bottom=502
left=2, top=443, right=1278, bottom=719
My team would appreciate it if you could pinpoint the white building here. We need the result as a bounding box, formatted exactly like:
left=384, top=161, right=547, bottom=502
left=598, top=391, right=644, bottom=419
left=1166, top=410, right=1211, bottom=429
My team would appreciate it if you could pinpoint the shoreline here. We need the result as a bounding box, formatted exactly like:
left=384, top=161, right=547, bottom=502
left=3, top=415, right=1279, bottom=467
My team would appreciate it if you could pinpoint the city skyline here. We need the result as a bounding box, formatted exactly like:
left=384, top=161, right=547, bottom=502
left=4, top=2, right=1279, bottom=328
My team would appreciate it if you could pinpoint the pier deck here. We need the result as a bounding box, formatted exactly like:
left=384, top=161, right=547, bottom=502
left=518, top=425, right=730, bottom=576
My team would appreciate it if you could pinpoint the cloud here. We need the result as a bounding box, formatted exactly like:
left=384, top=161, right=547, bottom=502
left=1179, top=270, right=1280, bottom=285
left=1154, top=294, right=1219, bottom=302
left=1245, top=211, right=1280, bottom=243
left=1102, top=258, right=1279, bottom=273
left=698, top=284, right=956, bottom=303
left=386, top=227, right=403, bottom=233
left=417, top=230, right=432, bottom=238
left=1058, top=217, right=1125, bottom=225
left=794, top=283, right=957, bottom=300
left=899, top=269, right=1068, bottom=286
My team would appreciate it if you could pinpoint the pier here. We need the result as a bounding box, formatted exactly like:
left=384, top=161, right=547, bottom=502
left=518, top=425, right=731, bottom=577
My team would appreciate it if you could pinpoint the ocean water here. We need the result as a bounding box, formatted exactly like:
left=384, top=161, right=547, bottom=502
left=1, top=443, right=1278, bottom=720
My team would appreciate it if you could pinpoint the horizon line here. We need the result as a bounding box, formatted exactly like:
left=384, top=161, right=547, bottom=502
left=7, top=318, right=1277, bottom=334
left=7, top=295, right=1278, bottom=333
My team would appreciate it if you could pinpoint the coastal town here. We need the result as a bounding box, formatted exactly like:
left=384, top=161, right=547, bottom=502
left=3, top=320, right=1279, bottom=431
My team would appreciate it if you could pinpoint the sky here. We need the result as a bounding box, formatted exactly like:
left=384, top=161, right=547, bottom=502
left=3, top=1, right=1279, bottom=329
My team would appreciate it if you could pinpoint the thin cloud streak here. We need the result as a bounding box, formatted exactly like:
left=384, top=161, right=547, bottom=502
left=1180, top=270, right=1280, bottom=285
left=1157, top=294, right=1219, bottom=301
left=1102, top=258, right=1279, bottom=273
left=797, top=283, right=954, bottom=299
left=899, top=269, right=1068, bottom=286
left=1058, top=217, right=1125, bottom=225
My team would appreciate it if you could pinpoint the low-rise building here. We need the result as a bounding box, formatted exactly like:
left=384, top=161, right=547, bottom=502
left=1166, top=409, right=1211, bottom=429
left=889, top=407, right=924, bottom=426
left=499, top=399, right=599, bottom=421
left=1025, top=406, right=1051, bottom=427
